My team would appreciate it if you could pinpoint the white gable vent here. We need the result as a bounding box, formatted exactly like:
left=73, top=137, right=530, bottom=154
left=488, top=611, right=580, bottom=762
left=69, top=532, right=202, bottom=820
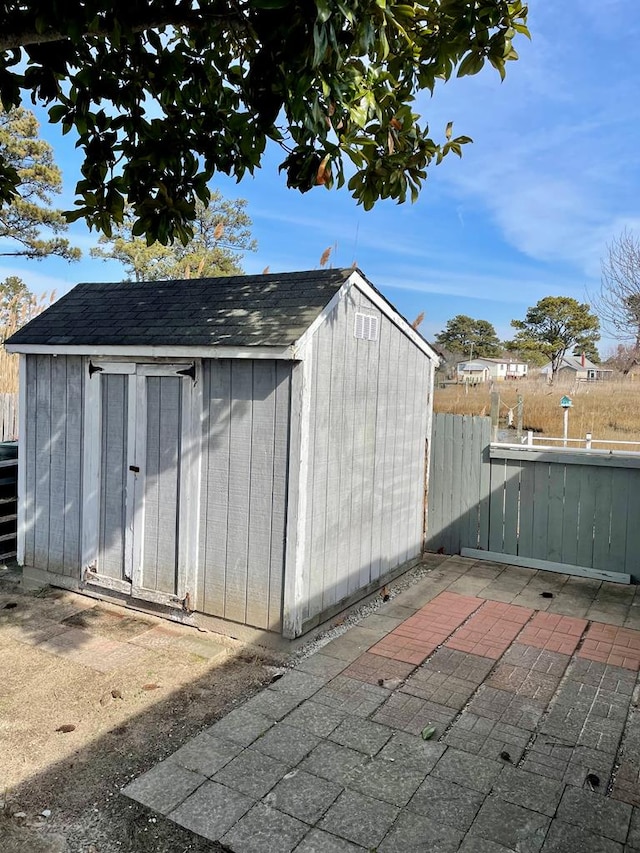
left=354, top=312, right=379, bottom=342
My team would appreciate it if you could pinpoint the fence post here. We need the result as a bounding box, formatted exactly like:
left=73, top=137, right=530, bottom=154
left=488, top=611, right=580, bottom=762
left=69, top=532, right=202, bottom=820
left=527, top=430, right=533, bottom=446
left=490, top=391, right=499, bottom=443
left=585, top=432, right=592, bottom=450
left=516, top=394, right=523, bottom=441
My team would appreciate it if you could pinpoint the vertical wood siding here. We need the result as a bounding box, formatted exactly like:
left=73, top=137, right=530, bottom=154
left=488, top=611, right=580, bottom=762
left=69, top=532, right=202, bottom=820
left=198, top=359, right=291, bottom=630
left=141, top=376, right=181, bottom=594
left=427, top=412, right=640, bottom=581
left=23, top=355, right=84, bottom=575
left=302, top=291, right=431, bottom=622
left=98, top=373, right=128, bottom=579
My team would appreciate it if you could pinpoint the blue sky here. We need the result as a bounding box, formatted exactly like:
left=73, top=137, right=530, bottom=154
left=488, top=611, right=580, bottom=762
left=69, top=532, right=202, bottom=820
left=3, top=0, right=639, bottom=353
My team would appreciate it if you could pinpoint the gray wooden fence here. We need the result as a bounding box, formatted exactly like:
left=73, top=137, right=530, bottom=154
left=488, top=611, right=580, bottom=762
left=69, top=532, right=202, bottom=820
left=426, top=413, right=640, bottom=582
left=0, top=393, right=18, bottom=441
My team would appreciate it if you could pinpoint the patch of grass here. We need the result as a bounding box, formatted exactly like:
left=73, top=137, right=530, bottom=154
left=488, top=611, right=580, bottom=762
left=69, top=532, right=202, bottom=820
left=434, top=379, right=640, bottom=444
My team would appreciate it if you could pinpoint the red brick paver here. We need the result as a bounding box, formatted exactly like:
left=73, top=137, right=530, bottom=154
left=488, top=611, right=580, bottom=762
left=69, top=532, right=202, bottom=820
left=368, top=592, right=482, bottom=665
left=516, top=612, right=588, bottom=656
left=445, top=600, right=533, bottom=659
left=578, top=622, right=640, bottom=670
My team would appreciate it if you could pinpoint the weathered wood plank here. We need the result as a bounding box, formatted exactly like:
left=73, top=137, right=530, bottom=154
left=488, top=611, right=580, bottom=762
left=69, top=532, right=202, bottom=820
left=461, top=547, right=630, bottom=584
left=267, top=362, right=291, bottom=631
left=99, top=373, right=127, bottom=579
left=608, top=468, right=630, bottom=574
left=63, top=357, right=83, bottom=576
left=545, top=462, right=565, bottom=562
left=201, top=360, right=231, bottom=617
left=560, top=464, right=581, bottom=567
left=502, top=460, right=520, bottom=555
left=246, top=361, right=276, bottom=629
left=23, top=356, right=37, bottom=566
left=47, top=356, right=67, bottom=571
left=477, top=418, right=492, bottom=551
left=33, top=355, right=51, bottom=568
left=306, top=330, right=329, bottom=620
left=592, top=464, right=613, bottom=572
left=623, top=470, right=640, bottom=582
left=531, top=461, right=550, bottom=561
left=516, top=460, right=535, bottom=557
left=320, top=301, right=346, bottom=609
left=575, top=466, right=596, bottom=568
left=224, top=360, right=253, bottom=623
left=488, top=456, right=505, bottom=554
left=369, top=314, right=390, bottom=581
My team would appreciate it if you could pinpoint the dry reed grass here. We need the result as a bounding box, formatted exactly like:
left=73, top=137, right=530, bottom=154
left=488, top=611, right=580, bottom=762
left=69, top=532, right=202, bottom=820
left=434, top=378, right=640, bottom=442
left=0, top=292, right=55, bottom=393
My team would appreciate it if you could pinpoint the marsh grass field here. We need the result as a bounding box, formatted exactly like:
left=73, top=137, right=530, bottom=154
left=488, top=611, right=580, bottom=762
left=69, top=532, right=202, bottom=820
left=434, top=379, right=640, bottom=445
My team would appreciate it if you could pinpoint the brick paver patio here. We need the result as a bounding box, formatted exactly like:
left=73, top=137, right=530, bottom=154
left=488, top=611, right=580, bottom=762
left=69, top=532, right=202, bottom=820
left=123, top=556, right=640, bottom=852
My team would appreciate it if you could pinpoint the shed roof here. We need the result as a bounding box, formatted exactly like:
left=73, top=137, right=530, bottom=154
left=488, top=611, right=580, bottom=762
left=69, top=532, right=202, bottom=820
left=7, top=269, right=352, bottom=347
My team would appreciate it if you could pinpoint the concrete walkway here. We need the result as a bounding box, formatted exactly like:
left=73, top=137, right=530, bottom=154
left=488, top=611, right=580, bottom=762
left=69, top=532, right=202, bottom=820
left=123, top=557, right=640, bottom=852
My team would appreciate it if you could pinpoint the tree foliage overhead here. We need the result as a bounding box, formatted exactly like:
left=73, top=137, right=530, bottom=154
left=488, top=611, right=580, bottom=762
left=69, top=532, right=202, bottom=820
left=510, top=296, right=600, bottom=380
left=90, top=193, right=256, bottom=281
left=0, top=106, right=80, bottom=260
left=435, top=313, right=502, bottom=357
left=592, top=229, right=640, bottom=373
left=0, top=1, right=529, bottom=244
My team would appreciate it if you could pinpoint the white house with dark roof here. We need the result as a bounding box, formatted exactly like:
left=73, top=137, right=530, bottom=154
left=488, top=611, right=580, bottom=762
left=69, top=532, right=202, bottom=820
left=7, top=268, right=439, bottom=639
left=456, top=356, right=528, bottom=383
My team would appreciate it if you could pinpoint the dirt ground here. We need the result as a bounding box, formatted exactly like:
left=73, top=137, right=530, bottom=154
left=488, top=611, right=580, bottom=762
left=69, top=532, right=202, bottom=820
left=0, top=567, right=286, bottom=853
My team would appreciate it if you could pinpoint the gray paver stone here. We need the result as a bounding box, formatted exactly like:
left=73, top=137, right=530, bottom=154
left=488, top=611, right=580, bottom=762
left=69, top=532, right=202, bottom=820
left=205, top=708, right=273, bottom=746
left=263, top=769, right=342, bottom=823
left=250, top=722, right=321, bottom=766
left=240, top=688, right=302, bottom=721
left=541, top=820, right=623, bottom=853
left=471, top=795, right=551, bottom=853
left=444, top=711, right=530, bottom=763
left=629, top=807, right=640, bottom=848
left=313, top=675, right=389, bottom=717
left=283, top=699, right=347, bottom=737
left=458, top=837, right=517, bottom=853
left=378, top=810, right=464, bottom=853
left=318, top=789, right=399, bottom=848
left=373, top=692, right=457, bottom=735
left=212, top=748, right=289, bottom=798
left=492, top=765, right=564, bottom=816
left=293, top=828, right=366, bottom=852
left=294, top=653, right=348, bottom=680
left=377, top=730, right=446, bottom=773
left=221, top=802, right=308, bottom=853
left=298, top=740, right=367, bottom=786
left=432, top=747, right=503, bottom=793
left=121, top=760, right=205, bottom=815
left=407, top=774, right=485, bottom=830
left=348, top=757, right=428, bottom=807
left=169, top=732, right=243, bottom=777
left=268, top=669, right=328, bottom=699
left=168, top=780, right=254, bottom=841
left=557, top=785, right=632, bottom=843
left=328, top=715, right=393, bottom=755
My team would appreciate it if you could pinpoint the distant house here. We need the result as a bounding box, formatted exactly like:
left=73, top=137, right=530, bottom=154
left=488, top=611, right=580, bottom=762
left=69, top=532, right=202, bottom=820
left=456, top=356, right=528, bottom=383
left=541, top=354, right=613, bottom=382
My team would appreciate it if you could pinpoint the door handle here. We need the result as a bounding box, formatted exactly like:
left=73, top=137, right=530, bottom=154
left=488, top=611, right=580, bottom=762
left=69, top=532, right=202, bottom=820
left=129, top=465, right=140, bottom=473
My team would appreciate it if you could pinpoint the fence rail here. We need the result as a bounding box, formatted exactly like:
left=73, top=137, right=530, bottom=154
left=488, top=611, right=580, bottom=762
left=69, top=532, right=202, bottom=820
left=519, top=431, right=640, bottom=451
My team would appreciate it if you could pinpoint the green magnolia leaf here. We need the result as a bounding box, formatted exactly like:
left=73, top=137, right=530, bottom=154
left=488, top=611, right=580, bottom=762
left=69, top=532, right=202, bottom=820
left=421, top=724, right=437, bottom=741
left=0, top=0, right=529, bottom=242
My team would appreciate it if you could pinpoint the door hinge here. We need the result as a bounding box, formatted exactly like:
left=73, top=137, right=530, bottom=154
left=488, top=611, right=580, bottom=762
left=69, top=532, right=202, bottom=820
left=88, top=360, right=103, bottom=377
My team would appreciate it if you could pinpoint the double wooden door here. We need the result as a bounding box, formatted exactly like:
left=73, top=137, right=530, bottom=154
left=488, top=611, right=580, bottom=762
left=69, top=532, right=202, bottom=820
left=83, top=360, right=198, bottom=609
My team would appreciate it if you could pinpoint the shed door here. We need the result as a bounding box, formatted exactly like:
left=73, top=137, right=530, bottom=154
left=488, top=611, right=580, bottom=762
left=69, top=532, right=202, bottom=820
left=84, top=361, right=197, bottom=609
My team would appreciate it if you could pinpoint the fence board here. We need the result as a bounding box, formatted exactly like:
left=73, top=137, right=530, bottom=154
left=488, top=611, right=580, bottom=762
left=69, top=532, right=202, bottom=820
left=428, top=413, right=640, bottom=581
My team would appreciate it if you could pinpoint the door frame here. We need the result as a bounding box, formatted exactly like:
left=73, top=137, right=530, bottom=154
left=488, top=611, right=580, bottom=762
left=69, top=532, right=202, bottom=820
left=81, top=357, right=202, bottom=610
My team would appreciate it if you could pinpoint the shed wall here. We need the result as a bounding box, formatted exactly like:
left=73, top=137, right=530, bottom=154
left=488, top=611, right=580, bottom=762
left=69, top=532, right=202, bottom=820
left=302, top=289, right=431, bottom=622
left=198, top=359, right=292, bottom=631
left=23, top=354, right=84, bottom=576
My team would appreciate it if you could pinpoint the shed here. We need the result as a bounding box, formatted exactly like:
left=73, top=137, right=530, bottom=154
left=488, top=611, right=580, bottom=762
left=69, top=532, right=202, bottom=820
left=6, top=269, right=438, bottom=639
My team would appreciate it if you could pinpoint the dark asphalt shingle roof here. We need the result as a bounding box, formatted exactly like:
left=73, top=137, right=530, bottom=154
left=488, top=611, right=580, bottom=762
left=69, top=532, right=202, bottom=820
left=7, top=269, right=353, bottom=347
